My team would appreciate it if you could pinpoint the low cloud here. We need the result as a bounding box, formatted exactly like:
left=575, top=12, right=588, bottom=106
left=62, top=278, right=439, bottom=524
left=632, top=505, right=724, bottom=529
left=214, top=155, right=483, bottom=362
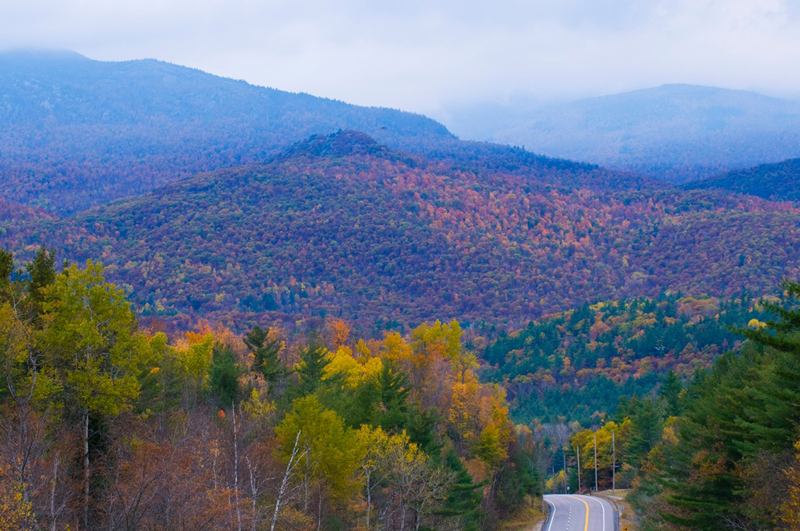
left=2, top=0, right=799, bottom=114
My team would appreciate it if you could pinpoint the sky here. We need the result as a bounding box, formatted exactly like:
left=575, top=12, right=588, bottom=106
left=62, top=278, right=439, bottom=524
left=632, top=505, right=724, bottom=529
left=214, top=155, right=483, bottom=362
left=3, top=0, right=800, bottom=120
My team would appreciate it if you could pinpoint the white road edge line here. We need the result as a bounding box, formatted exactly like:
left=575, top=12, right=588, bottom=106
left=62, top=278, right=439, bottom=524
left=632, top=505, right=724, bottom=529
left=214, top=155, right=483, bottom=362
left=588, top=496, right=606, bottom=531
left=545, top=498, right=557, bottom=531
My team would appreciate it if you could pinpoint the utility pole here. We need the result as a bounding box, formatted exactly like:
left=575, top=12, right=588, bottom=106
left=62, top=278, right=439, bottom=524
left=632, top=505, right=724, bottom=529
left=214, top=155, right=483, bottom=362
left=563, top=447, right=568, bottom=494
left=612, top=431, right=616, bottom=494
left=594, top=433, right=598, bottom=493
left=576, top=446, right=581, bottom=493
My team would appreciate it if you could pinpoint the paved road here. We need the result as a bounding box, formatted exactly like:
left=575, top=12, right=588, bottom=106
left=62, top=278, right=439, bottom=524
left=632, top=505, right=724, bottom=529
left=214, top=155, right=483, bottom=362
left=544, top=495, right=615, bottom=531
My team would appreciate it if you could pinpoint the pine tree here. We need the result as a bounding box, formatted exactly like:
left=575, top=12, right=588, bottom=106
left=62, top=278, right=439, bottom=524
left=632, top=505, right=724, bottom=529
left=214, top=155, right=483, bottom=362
left=209, top=342, right=241, bottom=407
left=0, top=248, right=12, bottom=288
left=24, top=247, right=56, bottom=318
left=295, top=342, right=330, bottom=397
left=735, top=280, right=800, bottom=453
left=244, top=325, right=287, bottom=397
left=435, top=448, right=483, bottom=531
left=376, top=361, right=410, bottom=431
left=625, top=397, right=663, bottom=469
left=659, top=370, right=683, bottom=417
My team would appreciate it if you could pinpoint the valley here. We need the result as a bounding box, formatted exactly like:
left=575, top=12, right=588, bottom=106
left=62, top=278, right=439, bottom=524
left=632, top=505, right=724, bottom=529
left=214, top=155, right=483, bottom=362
left=0, top=51, right=798, bottom=531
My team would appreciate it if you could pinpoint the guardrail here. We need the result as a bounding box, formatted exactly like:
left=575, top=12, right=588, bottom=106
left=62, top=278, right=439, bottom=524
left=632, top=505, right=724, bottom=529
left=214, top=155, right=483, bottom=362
left=593, top=493, right=621, bottom=531
left=541, top=497, right=553, bottom=531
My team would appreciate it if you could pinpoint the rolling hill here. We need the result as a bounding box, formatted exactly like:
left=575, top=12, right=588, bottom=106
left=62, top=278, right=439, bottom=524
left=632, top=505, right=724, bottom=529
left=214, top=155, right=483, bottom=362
left=2, top=130, right=797, bottom=331
left=472, top=84, right=800, bottom=181
left=0, top=50, right=452, bottom=213
left=683, top=157, right=800, bottom=201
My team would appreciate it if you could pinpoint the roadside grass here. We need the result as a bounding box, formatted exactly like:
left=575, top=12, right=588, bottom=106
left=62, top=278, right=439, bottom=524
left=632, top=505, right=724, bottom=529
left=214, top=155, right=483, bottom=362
left=500, top=496, right=546, bottom=531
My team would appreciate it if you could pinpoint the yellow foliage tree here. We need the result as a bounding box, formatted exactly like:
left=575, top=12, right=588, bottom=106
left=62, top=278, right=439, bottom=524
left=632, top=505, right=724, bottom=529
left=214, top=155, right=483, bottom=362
left=324, top=347, right=383, bottom=389
left=0, top=466, right=35, bottom=530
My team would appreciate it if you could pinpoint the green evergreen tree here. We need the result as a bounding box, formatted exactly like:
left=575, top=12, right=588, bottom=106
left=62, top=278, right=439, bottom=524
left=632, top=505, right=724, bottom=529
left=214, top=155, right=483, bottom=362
left=244, top=325, right=288, bottom=397
left=376, top=360, right=410, bottom=431
left=735, top=280, right=800, bottom=453
left=625, top=397, right=663, bottom=469
left=209, top=342, right=241, bottom=407
left=435, top=448, right=483, bottom=531
left=0, top=248, right=12, bottom=286
left=406, top=406, right=441, bottom=455
left=659, top=370, right=683, bottom=417
left=25, top=247, right=56, bottom=317
left=655, top=348, right=761, bottom=529
left=0, top=248, right=14, bottom=304
left=295, top=342, right=329, bottom=397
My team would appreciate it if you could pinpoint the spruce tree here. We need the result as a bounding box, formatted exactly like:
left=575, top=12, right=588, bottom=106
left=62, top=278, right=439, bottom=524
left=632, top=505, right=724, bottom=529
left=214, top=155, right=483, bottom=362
left=376, top=361, right=409, bottom=431
left=659, top=370, right=684, bottom=417
left=25, top=247, right=56, bottom=317
left=244, top=325, right=287, bottom=397
left=209, top=342, right=241, bottom=406
left=295, top=342, right=329, bottom=397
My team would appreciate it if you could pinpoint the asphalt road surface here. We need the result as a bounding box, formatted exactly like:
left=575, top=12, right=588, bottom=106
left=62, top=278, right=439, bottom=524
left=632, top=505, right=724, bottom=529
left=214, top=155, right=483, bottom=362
left=543, top=495, right=615, bottom=531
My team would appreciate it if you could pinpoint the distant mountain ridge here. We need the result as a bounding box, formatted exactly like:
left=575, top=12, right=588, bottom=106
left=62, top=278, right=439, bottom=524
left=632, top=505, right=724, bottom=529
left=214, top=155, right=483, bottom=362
left=468, top=84, right=800, bottom=181
left=0, top=50, right=453, bottom=213
left=683, top=157, right=800, bottom=201
left=2, top=130, right=796, bottom=330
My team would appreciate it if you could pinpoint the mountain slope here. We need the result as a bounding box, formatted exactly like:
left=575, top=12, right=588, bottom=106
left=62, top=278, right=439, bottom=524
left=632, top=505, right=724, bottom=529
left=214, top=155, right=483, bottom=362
left=3, top=131, right=797, bottom=329
left=0, top=50, right=452, bottom=213
left=482, top=84, right=800, bottom=181
left=682, top=157, right=800, bottom=201
left=482, top=293, right=769, bottom=424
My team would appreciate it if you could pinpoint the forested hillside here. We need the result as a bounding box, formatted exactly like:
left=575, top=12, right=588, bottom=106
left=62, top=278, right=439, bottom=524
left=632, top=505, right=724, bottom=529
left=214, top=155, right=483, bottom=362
left=482, top=292, right=770, bottom=424
left=624, top=284, right=800, bottom=529
left=683, top=156, right=800, bottom=201
left=552, top=282, right=800, bottom=530
left=0, top=50, right=452, bottom=213
left=519, top=282, right=800, bottom=531
left=0, top=251, right=541, bottom=530
left=2, top=131, right=797, bottom=332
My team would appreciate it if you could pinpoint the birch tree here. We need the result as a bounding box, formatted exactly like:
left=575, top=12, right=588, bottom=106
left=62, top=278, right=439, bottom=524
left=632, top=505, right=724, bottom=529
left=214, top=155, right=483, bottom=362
left=43, top=261, right=153, bottom=529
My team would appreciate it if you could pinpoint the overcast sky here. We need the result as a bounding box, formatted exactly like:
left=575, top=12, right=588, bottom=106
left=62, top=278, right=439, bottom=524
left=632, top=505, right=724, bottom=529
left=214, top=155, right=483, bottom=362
left=3, top=0, right=800, bottom=119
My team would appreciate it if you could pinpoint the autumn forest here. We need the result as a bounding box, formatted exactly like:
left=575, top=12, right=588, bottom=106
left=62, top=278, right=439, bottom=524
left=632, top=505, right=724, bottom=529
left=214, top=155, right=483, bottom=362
left=1, top=51, right=799, bottom=530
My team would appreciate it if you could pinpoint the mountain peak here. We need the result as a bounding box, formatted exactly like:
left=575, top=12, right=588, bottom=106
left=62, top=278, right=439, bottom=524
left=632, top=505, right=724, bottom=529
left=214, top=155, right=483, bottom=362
left=277, top=130, right=386, bottom=161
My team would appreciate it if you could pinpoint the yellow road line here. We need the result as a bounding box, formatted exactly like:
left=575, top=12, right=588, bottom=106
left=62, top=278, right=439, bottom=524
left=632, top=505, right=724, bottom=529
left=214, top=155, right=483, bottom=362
left=568, top=496, right=589, bottom=531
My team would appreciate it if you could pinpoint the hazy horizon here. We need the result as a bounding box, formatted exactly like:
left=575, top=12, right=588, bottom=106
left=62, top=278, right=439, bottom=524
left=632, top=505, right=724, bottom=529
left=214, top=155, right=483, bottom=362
left=3, top=0, right=800, bottom=122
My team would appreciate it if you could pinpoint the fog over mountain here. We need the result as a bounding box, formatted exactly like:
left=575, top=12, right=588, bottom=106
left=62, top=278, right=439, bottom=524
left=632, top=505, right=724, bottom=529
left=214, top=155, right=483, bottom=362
left=449, top=85, right=800, bottom=182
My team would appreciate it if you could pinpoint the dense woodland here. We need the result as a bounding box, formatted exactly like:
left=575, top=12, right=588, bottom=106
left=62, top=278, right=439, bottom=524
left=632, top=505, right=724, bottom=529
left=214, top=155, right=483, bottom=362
left=0, top=249, right=543, bottom=530
left=539, top=281, right=800, bottom=530
left=684, top=156, right=800, bottom=202
left=2, top=131, right=797, bottom=332
left=482, top=292, right=771, bottom=424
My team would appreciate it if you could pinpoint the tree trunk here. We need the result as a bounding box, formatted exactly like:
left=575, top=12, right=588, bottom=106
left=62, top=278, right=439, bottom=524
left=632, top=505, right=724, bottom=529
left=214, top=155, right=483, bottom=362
left=50, top=453, right=59, bottom=531
left=247, top=457, right=257, bottom=531
left=271, top=431, right=303, bottom=531
left=365, top=474, right=371, bottom=531
left=83, top=410, right=90, bottom=530
left=316, top=492, right=322, bottom=531
left=233, top=404, right=242, bottom=531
